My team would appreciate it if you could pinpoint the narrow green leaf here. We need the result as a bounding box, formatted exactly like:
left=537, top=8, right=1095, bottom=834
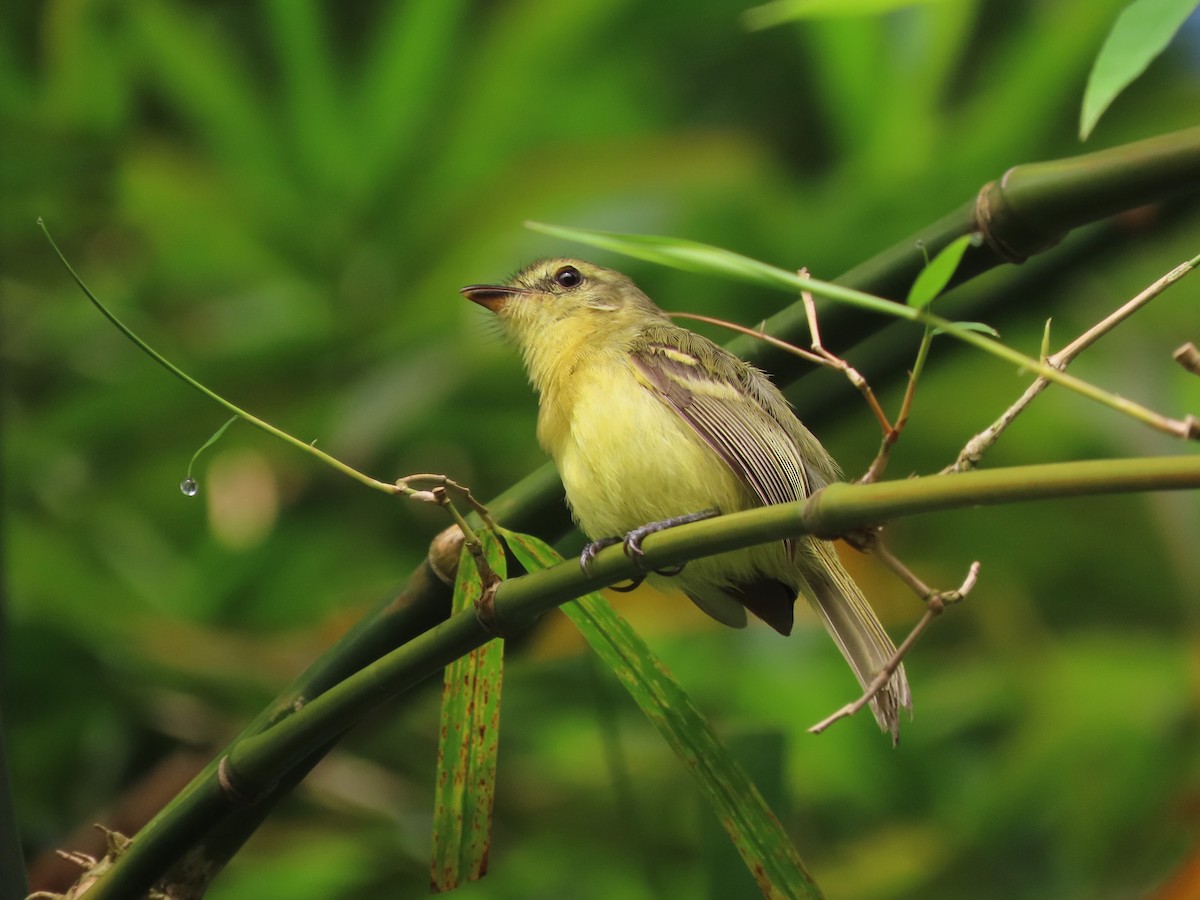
left=430, top=530, right=506, bottom=892
left=1080, top=0, right=1199, bottom=140
left=500, top=529, right=823, bottom=900
left=743, top=0, right=954, bottom=31
left=526, top=220, right=909, bottom=320
left=528, top=221, right=801, bottom=291
left=523, top=221, right=1171, bottom=434
left=906, top=233, right=978, bottom=308
left=1041, top=319, right=1054, bottom=361
left=931, top=321, right=1000, bottom=338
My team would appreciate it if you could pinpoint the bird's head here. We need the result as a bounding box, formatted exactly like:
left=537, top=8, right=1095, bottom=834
left=461, top=258, right=664, bottom=345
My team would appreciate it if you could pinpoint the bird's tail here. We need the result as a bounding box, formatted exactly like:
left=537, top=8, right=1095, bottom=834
left=801, top=540, right=912, bottom=743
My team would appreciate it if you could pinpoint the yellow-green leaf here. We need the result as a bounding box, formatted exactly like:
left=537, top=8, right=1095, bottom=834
left=526, top=220, right=907, bottom=320
left=931, top=320, right=1000, bottom=338
left=1081, top=0, right=1199, bottom=140
left=743, top=0, right=954, bottom=31
left=499, top=528, right=822, bottom=900
left=430, top=529, right=506, bottom=892
left=906, top=233, right=978, bottom=308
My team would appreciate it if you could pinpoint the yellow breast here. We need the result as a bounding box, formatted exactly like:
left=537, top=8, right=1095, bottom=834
left=538, top=354, right=746, bottom=540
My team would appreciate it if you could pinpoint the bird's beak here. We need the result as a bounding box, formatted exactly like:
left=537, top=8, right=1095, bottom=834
left=460, top=284, right=529, bottom=312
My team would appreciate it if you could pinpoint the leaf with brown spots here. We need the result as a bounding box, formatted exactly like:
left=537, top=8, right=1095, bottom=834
left=500, top=528, right=822, bottom=900
left=430, top=528, right=506, bottom=891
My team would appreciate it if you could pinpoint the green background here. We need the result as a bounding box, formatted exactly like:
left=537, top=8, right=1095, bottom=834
left=4, top=1, right=1199, bottom=897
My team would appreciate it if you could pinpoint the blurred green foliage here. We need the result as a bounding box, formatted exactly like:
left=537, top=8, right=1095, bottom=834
left=3, top=1, right=1199, bottom=897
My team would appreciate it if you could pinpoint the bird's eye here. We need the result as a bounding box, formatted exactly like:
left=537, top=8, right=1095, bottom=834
left=554, top=265, right=583, bottom=289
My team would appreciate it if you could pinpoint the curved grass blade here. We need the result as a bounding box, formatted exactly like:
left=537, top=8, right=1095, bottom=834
left=39, top=219, right=398, bottom=494
left=430, top=529, right=506, bottom=891
left=181, top=416, right=239, bottom=496
left=500, top=528, right=822, bottom=900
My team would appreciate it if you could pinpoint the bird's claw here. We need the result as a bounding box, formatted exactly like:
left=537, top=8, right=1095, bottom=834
left=582, top=531, right=673, bottom=572
left=579, top=537, right=621, bottom=574
left=608, top=574, right=647, bottom=593
left=620, top=527, right=686, bottom=576
left=622, top=525, right=653, bottom=563
left=582, top=510, right=719, bottom=578
left=581, top=537, right=648, bottom=592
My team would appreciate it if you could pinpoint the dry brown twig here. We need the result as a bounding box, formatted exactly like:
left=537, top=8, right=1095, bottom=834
left=669, top=272, right=890, bottom=436
left=946, top=253, right=1200, bottom=473
left=1175, top=341, right=1200, bottom=377
left=795, top=275, right=980, bottom=733
left=807, top=255, right=1199, bottom=733
left=796, top=269, right=932, bottom=484
left=810, top=254, right=1200, bottom=733
left=810, top=530, right=981, bottom=736
left=674, top=277, right=973, bottom=734
left=669, top=268, right=928, bottom=483
left=797, top=270, right=896, bottom=441
left=400, top=474, right=501, bottom=629
left=397, top=473, right=496, bottom=529
left=680, top=255, right=1197, bottom=735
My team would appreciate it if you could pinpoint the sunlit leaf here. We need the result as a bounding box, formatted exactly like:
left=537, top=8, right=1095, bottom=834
left=528, top=220, right=799, bottom=289
left=523, top=221, right=1149, bottom=424
left=430, top=529, right=506, bottom=891
left=906, top=233, right=979, bottom=308
left=499, top=528, right=822, bottom=900
left=1080, top=0, right=1199, bottom=140
left=743, top=0, right=954, bottom=31
left=526, top=220, right=908, bottom=319
left=932, top=321, right=1000, bottom=338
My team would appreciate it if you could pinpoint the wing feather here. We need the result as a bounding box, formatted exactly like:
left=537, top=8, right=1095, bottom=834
left=630, top=337, right=817, bottom=512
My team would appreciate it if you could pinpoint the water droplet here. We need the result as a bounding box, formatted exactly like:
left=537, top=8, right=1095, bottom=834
left=180, top=477, right=199, bottom=497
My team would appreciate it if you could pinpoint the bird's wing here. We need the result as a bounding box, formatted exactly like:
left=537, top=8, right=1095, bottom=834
left=629, top=338, right=813, bottom=508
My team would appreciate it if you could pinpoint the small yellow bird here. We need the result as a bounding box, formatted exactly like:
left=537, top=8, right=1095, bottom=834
left=463, top=259, right=911, bottom=739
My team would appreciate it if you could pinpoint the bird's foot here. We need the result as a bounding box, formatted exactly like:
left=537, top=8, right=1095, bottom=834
left=580, top=510, right=721, bottom=584
left=579, top=536, right=621, bottom=574
left=622, top=508, right=722, bottom=572
left=581, top=537, right=647, bottom=591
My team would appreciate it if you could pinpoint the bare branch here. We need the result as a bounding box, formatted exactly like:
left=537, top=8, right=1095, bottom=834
left=947, top=254, right=1200, bottom=472
left=809, top=541, right=980, bottom=736
left=1174, top=342, right=1200, bottom=377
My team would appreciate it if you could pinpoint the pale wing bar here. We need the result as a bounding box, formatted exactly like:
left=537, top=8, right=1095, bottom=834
left=631, top=344, right=813, bottom=511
